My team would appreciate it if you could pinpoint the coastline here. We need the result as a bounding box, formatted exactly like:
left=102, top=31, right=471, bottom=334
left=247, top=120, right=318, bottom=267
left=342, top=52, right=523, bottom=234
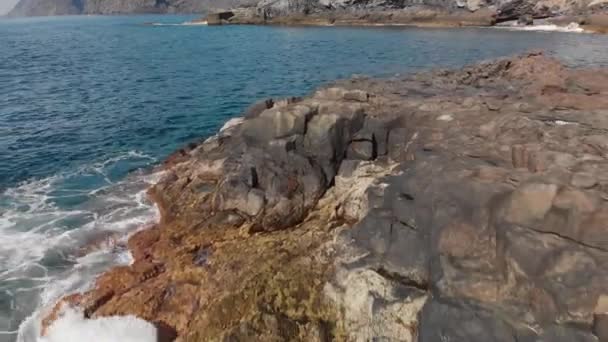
left=40, top=51, right=608, bottom=341
left=198, top=7, right=608, bottom=34
left=4, top=10, right=608, bottom=33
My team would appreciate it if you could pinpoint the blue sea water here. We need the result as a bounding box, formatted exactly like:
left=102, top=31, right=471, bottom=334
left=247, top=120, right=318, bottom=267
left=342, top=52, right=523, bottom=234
left=1, top=14, right=608, bottom=342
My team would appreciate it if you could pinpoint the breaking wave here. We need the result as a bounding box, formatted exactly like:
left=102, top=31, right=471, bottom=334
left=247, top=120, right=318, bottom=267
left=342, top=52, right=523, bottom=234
left=503, top=22, right=586, bottom=33
left=148, top=21, right=208, bottom=26
left=0, top=152, right=163, bottom=342
left=39, top=307, right=157, bottom=342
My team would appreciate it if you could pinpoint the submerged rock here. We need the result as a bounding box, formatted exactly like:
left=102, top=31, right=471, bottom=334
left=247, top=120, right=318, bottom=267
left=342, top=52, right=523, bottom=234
left=43, top=52, right=608, bottom=341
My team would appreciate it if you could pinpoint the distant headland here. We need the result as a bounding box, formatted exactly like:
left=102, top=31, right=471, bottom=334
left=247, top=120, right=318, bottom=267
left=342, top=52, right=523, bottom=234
left=7, top=0, right=608, bottom=33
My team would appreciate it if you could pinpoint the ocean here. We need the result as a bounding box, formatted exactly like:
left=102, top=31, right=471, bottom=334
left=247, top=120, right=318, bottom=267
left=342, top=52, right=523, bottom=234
left=1, top=14, right=608, bottom=342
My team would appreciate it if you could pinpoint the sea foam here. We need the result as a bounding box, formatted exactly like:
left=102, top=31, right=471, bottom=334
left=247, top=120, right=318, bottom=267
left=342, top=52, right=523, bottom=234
left=2, top=152, right=164, bottom=342
left=39, top=308, right=157, bottom=342
left=505, top=22, right=585, bottom=33
left=150, top=21, right=208, bottom=26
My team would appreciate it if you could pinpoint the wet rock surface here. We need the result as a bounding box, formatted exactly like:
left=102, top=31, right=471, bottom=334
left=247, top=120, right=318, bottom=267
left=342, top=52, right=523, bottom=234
left=44, top=52, right=608, bottom=341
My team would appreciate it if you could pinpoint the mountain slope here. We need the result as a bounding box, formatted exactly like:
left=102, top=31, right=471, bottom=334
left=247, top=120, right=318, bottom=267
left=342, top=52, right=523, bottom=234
left=8, top=0, right=82, bottom=16
left=7, top=0, right=245, bottom=16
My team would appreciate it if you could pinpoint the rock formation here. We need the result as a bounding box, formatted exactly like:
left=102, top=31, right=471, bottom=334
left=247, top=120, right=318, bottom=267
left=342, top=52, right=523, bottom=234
left=42, top=52, right=608, bottom=341
left=7, top=0, right=608, bottom=32
left=203, top=0, right=608, bottom=31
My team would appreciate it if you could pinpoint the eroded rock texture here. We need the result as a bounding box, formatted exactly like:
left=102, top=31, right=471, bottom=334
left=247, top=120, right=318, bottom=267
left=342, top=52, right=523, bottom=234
left=44, top=52, right=608, bottom=341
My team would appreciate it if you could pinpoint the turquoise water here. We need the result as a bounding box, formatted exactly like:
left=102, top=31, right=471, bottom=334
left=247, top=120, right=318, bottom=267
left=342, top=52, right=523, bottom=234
left=1, top=14, right=608, bottom=342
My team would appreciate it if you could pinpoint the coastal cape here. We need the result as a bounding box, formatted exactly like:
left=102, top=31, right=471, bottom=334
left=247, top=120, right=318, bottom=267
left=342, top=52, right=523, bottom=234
left=7, top=0, right=608, bottom=33
left=201, top=0, right=608, bottom=33
left=43, top=52, right=608, bottom=341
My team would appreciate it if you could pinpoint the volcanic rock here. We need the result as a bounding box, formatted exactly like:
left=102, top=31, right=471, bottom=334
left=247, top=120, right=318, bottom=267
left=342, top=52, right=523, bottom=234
left=43, top=52, right=608, bottom=342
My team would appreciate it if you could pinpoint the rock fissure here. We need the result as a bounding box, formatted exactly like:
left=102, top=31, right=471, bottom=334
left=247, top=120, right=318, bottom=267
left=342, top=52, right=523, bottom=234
left=519, top=223, right=608, bottom=253
left=397, top=219, right=418, bottom=231
left=375, top=267, right=430, bottom=292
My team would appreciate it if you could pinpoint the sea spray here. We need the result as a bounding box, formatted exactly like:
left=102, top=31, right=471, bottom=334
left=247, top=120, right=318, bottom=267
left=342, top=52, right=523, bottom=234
left=39, top=307, right=157, bottom=342
left=503, top=22, right=586, bottom=33
left=0, top=152, right=164, bottom=342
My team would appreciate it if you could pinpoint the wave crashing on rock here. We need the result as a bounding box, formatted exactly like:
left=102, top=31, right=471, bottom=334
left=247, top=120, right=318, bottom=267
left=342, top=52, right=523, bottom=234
left=40, top=307, right=157, bottom=342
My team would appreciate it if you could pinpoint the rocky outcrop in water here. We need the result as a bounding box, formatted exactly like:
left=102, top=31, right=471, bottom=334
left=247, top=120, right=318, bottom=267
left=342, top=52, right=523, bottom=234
left=202, top=0, right=608, bottom=32
left=43, top=52, right=608, bottom=341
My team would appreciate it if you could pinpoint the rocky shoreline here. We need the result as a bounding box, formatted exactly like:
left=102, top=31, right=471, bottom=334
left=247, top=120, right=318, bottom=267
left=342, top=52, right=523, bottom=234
left=203, top=7, right=497, bottom=27
left=7, top=0, right=608, bottom=33
left=200, top=1, right=608, bottom=33
left=205, top=11, right=608, bottom=33
left=8, top=0, right=608, bottom=34
left=43, top=52, right=608, bottom=341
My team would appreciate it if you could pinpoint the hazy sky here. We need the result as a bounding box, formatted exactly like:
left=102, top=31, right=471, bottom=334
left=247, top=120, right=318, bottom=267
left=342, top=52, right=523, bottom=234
left=0, top=0, right=19, bottom=15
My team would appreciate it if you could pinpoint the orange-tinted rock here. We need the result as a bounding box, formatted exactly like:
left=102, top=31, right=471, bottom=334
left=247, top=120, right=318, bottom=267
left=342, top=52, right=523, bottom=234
left=41, top=293, right=83, bottom=336
left=127, top=225, right=161, bottom=261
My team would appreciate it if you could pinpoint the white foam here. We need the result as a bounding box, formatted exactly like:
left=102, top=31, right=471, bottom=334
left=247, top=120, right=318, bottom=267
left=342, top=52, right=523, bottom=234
left=220, top=117, right=244, bottom=132
left=504, top=22, right=585, bottom=33
left=39, top=308, right=157, bottom=342
left=554, top=119, right=577, bottom=125
left=436, top=114, right=454, bottom=122
left=183, top=21, right=208, bottom=26
left=150, top=21, right=208, bottom=26
left=1, top=151, right=164, bottom=342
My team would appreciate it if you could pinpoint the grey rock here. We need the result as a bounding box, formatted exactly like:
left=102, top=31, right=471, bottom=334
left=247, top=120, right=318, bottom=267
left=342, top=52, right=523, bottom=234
left=243, top=99, right=275, bottom=119
left=387, top=127, right=415, bottom=161
left=347, top=140, right=374, bottom=160
left=343, top=90, right=369, bottom=102
left=243, top=104, right=316, bottom=141
left=594, top=314, right=608, bottom=342
left=533, top=325, right=599, bottom=342
left=301, top=103, right=365, bottom=181
left=571, top=172, right=598, bottom=189
left=419, top=299, right=518, bottom=342
left=206, top=10, right=235, bottom=24
left=363, top=118, right=389, bottom=156
left=518, top=14, right=534, bottom=25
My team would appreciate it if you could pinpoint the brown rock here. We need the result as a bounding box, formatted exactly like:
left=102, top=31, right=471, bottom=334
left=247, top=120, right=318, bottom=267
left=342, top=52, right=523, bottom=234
left=571, top=172, right=598, bottom=189
left=505, top=183, right=558, bottom=225
left=580, top=205, right=608, bottom=250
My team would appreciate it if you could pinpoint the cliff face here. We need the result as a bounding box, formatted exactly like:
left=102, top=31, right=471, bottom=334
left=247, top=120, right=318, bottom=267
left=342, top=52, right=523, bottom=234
left=43, top=52, right=608, bottom=342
